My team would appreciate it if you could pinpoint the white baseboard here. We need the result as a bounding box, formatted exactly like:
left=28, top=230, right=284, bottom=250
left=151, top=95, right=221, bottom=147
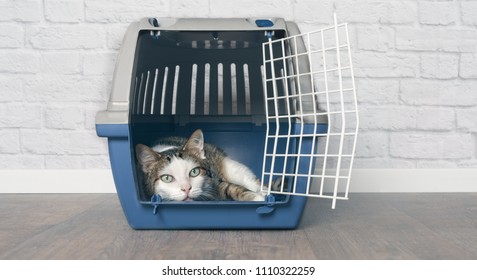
left=0, top=169, right=476, bottom=193
left=349, top=169, right=477, bottom=192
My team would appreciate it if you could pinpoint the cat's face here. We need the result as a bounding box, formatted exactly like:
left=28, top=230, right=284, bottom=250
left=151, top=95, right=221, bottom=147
left=136, top=130, right=215, bottom=201
left=153, top=155, right=208, bottom=201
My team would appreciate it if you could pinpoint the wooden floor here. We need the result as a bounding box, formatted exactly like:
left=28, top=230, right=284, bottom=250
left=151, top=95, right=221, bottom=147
left=1, top=193, right=476, bottom=259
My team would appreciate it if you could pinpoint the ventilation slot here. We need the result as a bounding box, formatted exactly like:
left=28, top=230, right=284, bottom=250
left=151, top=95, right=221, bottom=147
left=204, top=63, right=210, bottom=115
left=243, top=64, right=251, bottom=115
left=133, top=63, right=260, bottom=116
left=230, top=63, right=238, bottom=115
left=190, top=64, right=198, bottom=115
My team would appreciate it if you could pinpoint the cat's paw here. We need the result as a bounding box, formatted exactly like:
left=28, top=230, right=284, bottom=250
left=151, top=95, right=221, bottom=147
left=251, top=192, right=266, bottom=202
left=271, top=177, right=289, bottom=192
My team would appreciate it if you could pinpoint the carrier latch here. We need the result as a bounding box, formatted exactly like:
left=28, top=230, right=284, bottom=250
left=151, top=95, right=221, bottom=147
left=151, top=194, right=162, bottom=215
left=256, top=194, right=276, bottom=214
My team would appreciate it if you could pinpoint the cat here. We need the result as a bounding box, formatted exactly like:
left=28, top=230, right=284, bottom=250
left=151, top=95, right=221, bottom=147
left=135, top=129, right=266, bottom=202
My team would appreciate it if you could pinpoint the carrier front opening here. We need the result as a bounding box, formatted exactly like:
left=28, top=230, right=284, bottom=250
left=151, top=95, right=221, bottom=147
left=129, top=27, right=291, bottom=204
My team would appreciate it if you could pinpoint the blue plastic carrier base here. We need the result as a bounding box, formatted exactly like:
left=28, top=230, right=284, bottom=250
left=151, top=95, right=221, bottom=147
left=96, top=120, right=327, bottom=230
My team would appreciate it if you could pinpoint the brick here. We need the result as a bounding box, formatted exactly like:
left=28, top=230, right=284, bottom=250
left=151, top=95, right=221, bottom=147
left=171, top=0, right=211, bottom=18
left=354, top=52, right=418, bottom=78
left=356, top=79, right=399, bottom=104
left=336, top=0, right=416, bottom=24
left=360, top=106, right=416, bottom=130
left=21, top=130, right=108, bottom=155
left=85, top=102, right=106, bottom=129
left=461, top=2, right=477, bottom=26
left=0, top=155, right=44, bottom=169
left=293, top=0, right=334, bottom=24
left=420, top=53, right=459, bottom=79
left=0, top=129, right=20, bottom=154
left=396, top=27, right=477, bottom=52
left=0, top=77, right=23, bottom=102
left=355, top=131, right=388, bottom=158
left=400, top=80, right=477, bottom=106
left=358, top=103, right=452, bottom=132
left=41, top=51, right=81, bottom=74
left=45, top=0, right=84, bottom=23
left=68, top=130, right=109, bottom=155
left=85, top=0, right=170, bottom=23
left=460, top=53, right=477, bottom=79
left=458, top=160, right=477, bottom=168
left=335, top=0, right=385, bottom=23
left=83, top=52, right=117, bottom=76
left=416, top=107, right=455, bottom=131
left=0, top=23, right=24, bottom=48
left=381, top=1, right=417, bottom=24
left=27, top=26, right=106, bottom=50
left=209, top=0, right=293, bottom=19
left=45, top=155, right=83, bottom=169
left=417, top=160, right=458, bottom=168
left=390, top=133, right=473, bottom=159
left=0, top=0, right=42, bottom=22
left=0, top=50, right=40, bottom=73
left=82, top=155, right=111, bottom=169
left=44, top=105, right=85, bottom=129
left=419, top=1, right=456, bottom=25
left=107, top=24, right=128, bottom=50
left=356, top=26, right=394, bottom=52
left=0, top=103, right=42, bottom=128
left=353, top=158, right=415, bottom=169
left=24, top=75, right=108, bottom=102
left=21, top=130, right=67, bottom=155
left=456, top=108, right=477, bottom=132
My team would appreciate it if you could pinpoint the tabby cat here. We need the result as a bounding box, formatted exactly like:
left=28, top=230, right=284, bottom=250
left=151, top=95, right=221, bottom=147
left=135, top=129, right=265, bottom=201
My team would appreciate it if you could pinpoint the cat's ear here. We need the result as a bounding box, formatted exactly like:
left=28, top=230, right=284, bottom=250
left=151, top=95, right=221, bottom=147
left=135, top=144, right=160, bottom=173
left=183, top=129, right=206, bottom=159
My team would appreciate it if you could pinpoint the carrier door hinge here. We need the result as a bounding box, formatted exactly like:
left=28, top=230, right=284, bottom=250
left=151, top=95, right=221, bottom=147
left=148, top=18, right=160, bottom=39
left=256, top=194, right=276, bottom=214
left=151, top=194, right=162, bottom=215
left=265, top=31, right=274, bottom=39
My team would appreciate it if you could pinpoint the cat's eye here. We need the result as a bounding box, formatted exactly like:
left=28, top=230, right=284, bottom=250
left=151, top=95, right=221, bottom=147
left=160, top=174, right=174, bottom=183
left=189, top=167, right=202, bottom=177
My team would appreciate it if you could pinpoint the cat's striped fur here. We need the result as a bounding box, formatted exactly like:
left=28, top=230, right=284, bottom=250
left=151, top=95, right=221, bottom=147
left=135, top=129, right=265, bottom=202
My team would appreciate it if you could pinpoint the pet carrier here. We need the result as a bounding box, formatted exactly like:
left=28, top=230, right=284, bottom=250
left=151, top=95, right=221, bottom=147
left=96, top=16, right=358, bottom=229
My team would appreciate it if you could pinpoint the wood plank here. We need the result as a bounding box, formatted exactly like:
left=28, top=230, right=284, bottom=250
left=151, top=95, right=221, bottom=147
left=103, top=229, right=316, bottom=260
left=0, top=194, right=109, bottom=257
left=385, top=193, right=477, bottom=257
left=148, top=230, right=316, bottom=260
left=302, top=194, right=476, bottom=259
left=302, top=195, right=417, bottom=259
left=1, top=194, right=477, bottom=259
left=1, top=195, right=131, bottom=259
left=1, top=195, right=316, bottom=259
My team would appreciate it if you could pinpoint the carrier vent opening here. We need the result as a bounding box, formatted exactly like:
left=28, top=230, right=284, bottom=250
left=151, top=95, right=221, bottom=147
left=130, top=30, right=287, bottom=121
left=132, top=62, right=259, bottom=117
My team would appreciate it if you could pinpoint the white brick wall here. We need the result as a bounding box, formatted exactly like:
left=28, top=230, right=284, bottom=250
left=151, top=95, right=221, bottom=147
left=1, top=0, right=476, bottom=170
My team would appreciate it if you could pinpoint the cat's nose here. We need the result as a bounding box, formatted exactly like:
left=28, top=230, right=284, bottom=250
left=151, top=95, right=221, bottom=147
left=181, top=184, right=191, bottom=194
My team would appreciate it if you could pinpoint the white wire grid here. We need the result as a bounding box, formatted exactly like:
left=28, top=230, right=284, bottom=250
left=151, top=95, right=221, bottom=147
left=260, top=16, right=359, bottom=209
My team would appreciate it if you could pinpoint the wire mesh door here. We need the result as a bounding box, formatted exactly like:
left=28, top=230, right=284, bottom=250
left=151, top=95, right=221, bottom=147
left=261, top=15, right=359, bottom=209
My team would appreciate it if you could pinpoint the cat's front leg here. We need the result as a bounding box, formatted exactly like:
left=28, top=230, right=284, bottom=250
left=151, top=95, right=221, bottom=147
left=221, top=157, right=261, bottom=192
left=217, top=181, right=265, bottom=201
